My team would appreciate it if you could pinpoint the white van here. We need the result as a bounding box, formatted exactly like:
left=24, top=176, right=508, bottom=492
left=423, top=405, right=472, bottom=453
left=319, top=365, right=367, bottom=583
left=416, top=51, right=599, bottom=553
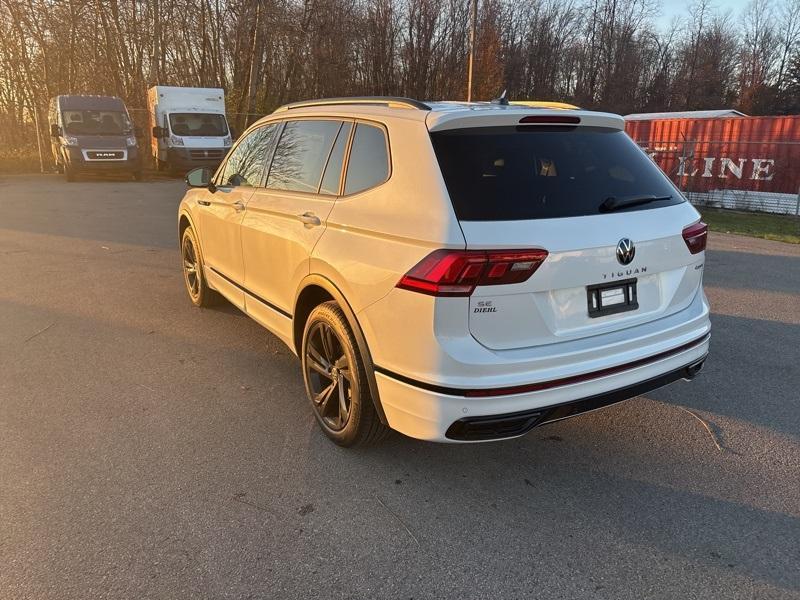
left=147, top=86, right=233, bottom=174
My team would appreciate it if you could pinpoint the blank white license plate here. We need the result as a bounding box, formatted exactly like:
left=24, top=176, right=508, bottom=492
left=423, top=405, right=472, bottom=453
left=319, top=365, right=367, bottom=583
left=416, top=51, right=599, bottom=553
left=600, top=287, right=626, bottom=306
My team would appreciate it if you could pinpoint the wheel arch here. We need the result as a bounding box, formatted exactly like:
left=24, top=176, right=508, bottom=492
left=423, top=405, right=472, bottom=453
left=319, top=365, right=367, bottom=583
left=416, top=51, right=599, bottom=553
left=294, top=275, right=388, bottom=425
left=178, top=210, right=195, bottom=240
left=178, top=210, right=210, bottom=277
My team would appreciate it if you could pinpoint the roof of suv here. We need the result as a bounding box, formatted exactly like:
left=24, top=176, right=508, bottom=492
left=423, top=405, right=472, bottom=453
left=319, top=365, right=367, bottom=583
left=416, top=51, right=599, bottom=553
left=271, top=96, right=624, bottom=131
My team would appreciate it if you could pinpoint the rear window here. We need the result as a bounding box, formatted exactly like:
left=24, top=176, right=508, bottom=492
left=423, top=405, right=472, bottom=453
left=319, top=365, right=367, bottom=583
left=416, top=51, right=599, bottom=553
left=430, top=126, right=682, bottom=221
left=267, top=120, right=342, bottom=193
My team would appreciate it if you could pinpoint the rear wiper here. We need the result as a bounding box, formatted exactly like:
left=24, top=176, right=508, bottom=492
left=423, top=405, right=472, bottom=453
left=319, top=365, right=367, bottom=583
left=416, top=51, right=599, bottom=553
left=600, top=194, right=672, bottom=212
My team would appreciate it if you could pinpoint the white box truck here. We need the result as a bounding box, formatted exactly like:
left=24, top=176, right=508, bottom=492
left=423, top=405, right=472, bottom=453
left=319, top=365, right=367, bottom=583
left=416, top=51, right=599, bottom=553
left=147, top=86, right=233, bottom=174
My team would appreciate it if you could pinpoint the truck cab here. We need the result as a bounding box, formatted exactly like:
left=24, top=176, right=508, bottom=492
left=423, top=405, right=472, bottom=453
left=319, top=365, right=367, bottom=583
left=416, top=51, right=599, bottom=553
left=48, top=95, right=142, bottom=182
left=147, top=86, right=233, bottom=175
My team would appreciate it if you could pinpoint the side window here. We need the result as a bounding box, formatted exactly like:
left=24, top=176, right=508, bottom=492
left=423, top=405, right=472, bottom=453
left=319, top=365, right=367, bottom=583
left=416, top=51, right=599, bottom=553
left=218, top=123, right=279, bottom=188
left=344, top=123, right=390, bottom=195
left=319, top=122, right=353, bottom=195
left=267, top=120, right=342, bottom=193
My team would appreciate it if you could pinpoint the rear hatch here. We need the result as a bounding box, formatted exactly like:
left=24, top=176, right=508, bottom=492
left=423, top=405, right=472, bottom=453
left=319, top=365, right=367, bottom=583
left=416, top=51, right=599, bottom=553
left=428, top=112, right=706, bottom=351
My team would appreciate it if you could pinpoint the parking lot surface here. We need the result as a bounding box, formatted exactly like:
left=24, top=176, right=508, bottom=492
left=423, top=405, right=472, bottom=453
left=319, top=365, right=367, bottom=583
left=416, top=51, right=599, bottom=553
left=1, top=175, right=799, bottom=599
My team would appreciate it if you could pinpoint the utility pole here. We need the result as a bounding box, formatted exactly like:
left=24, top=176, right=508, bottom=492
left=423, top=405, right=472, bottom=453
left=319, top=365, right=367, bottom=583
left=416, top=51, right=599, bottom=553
left=31, top=102, right=44, bottom=173
left=152, top=0, right=161, bottom=84
left=467, top=0, right=477, bottom=102
left=244, top=1, right=261, bottom=129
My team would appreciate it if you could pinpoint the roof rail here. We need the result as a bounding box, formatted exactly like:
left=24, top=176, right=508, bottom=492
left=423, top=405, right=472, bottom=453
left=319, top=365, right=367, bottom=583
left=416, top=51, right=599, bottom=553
left=276, top=96, right=431, bottom=112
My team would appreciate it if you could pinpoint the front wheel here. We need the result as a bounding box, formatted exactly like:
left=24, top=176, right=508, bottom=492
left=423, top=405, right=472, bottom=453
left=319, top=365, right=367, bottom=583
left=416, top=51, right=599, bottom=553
left=301, top=302, right=388, bottom=447
left=180, top=226, right=216, bottom=307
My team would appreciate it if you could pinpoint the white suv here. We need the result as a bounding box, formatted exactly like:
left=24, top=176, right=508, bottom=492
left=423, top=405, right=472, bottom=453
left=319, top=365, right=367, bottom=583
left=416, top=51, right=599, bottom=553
left=178, top=96, right=710, bottom=446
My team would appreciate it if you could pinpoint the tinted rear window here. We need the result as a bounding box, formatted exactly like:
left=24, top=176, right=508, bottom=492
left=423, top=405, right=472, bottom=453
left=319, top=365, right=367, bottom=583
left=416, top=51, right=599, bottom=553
left=430, top=126, right=682, bottom=221
left=267, top=120, right=341, bottom=193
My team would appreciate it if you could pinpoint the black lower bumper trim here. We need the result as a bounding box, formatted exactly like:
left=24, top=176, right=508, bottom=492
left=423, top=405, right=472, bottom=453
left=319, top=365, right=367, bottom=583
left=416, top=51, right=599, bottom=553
left=445, top=356, right=707, bottom=441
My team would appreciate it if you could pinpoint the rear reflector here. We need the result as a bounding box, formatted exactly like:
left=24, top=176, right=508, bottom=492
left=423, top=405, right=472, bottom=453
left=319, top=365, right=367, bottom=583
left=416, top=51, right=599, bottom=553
left=397, top=249, right=548, bottom=297
left=682, top=221, right=708, bottom=254
left=519, top=115, right=581, bottom=125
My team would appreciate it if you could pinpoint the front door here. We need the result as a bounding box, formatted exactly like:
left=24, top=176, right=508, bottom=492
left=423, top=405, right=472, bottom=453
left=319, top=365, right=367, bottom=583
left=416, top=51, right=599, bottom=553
left=197, top=123, right=277, bottom=309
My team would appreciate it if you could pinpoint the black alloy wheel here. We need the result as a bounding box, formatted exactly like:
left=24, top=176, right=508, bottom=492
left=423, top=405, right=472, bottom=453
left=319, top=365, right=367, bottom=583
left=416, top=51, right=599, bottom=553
left=182, top=234, right=201, bottom=302
left=304, top=320, right=353, bottom=431
left=301, top=301, right=388, bottom=446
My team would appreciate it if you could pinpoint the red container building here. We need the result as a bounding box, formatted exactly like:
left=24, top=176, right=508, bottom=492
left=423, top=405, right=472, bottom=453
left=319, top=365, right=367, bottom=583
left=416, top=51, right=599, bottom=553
left=624, top=113, right=800, bottom=196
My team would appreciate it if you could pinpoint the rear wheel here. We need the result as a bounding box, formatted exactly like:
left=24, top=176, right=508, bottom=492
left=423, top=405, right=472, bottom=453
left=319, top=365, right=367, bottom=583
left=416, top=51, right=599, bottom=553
left=180, top=226, right=216, bottom=307
left=301, top=301, right=388, bottom=447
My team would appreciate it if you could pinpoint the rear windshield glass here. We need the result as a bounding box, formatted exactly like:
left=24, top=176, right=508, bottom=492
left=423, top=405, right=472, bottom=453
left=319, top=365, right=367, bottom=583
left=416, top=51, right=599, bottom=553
left=430, top=126, right=682, bottom=221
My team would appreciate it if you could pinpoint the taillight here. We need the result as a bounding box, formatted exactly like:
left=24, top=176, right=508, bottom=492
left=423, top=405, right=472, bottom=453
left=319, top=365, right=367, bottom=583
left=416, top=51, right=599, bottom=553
left=396, top=249, right=548, bottom=297
left=682, top=222, right=708, bottom=254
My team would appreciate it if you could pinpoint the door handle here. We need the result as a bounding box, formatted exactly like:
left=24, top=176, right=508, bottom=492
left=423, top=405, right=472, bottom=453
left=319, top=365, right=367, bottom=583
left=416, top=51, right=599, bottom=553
left=233, top=200, right=245, bottom=212
left=298, top=212, right=321, bottom=227
left=198, top=199, right=211, bottom=206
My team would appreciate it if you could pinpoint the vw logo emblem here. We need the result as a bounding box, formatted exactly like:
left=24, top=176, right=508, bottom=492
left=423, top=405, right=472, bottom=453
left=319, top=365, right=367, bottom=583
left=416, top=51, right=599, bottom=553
left=616, top=238, right=635, bottom=265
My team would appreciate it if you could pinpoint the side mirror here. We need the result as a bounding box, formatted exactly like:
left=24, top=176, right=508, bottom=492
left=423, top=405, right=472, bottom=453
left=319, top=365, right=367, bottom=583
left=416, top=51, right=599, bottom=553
left=152, top=126, right=166, bottom=139
left=185, top=167, right=215, bottom=191
left=50, top=123, right=61, bottom=137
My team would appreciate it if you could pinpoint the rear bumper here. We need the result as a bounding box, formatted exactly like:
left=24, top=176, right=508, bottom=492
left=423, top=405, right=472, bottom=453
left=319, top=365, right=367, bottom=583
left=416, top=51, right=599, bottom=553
left=374, top=333, right=710, bottom=442
left=444, top=353, right=706, bottom=440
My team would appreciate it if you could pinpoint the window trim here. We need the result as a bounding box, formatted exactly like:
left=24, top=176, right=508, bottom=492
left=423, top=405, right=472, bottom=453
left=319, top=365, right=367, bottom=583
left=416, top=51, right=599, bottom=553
left=340, top=119, right=392, bottom=198
left=217, top=115, right=393, bottom=199
left=318, top=120, right=355, bottom=197
left=258, top=121, right=285, bottom=188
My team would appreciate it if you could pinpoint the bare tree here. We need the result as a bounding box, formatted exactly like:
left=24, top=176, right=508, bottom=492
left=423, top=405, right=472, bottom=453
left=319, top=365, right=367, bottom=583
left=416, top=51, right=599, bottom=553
left=2, top=0, right=800, bottom=170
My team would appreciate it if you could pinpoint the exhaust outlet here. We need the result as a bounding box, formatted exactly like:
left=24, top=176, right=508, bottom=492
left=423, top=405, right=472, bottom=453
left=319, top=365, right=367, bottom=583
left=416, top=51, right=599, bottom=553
left=683, top=359, right=706, bottom=380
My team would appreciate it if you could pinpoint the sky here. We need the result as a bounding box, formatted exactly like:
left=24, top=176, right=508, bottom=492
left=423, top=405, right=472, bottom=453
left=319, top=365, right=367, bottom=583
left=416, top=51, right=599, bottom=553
left=655, top=0, right=752, bottom=31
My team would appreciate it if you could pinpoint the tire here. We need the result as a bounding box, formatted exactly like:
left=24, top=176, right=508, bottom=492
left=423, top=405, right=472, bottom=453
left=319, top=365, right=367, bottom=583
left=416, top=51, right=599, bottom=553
left=180, top=226, right=217, bottom=307
left=301, top=301, right=388, bottom=447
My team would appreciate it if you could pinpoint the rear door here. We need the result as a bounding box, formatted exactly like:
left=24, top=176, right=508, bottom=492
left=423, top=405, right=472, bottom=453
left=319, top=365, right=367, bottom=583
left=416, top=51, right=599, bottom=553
left=241, top=119, right=350, bottom=316
left=429, top=123, right=705, bottom=350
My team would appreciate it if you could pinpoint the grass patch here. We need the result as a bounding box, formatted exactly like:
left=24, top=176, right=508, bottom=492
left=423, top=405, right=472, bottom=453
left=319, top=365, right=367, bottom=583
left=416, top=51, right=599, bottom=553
left=699, top=207, right=800, bottom=244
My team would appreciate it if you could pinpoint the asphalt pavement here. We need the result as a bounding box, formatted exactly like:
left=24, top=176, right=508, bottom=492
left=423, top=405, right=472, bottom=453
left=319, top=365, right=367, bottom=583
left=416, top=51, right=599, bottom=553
left=1, top=174, right=798, bottom=599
